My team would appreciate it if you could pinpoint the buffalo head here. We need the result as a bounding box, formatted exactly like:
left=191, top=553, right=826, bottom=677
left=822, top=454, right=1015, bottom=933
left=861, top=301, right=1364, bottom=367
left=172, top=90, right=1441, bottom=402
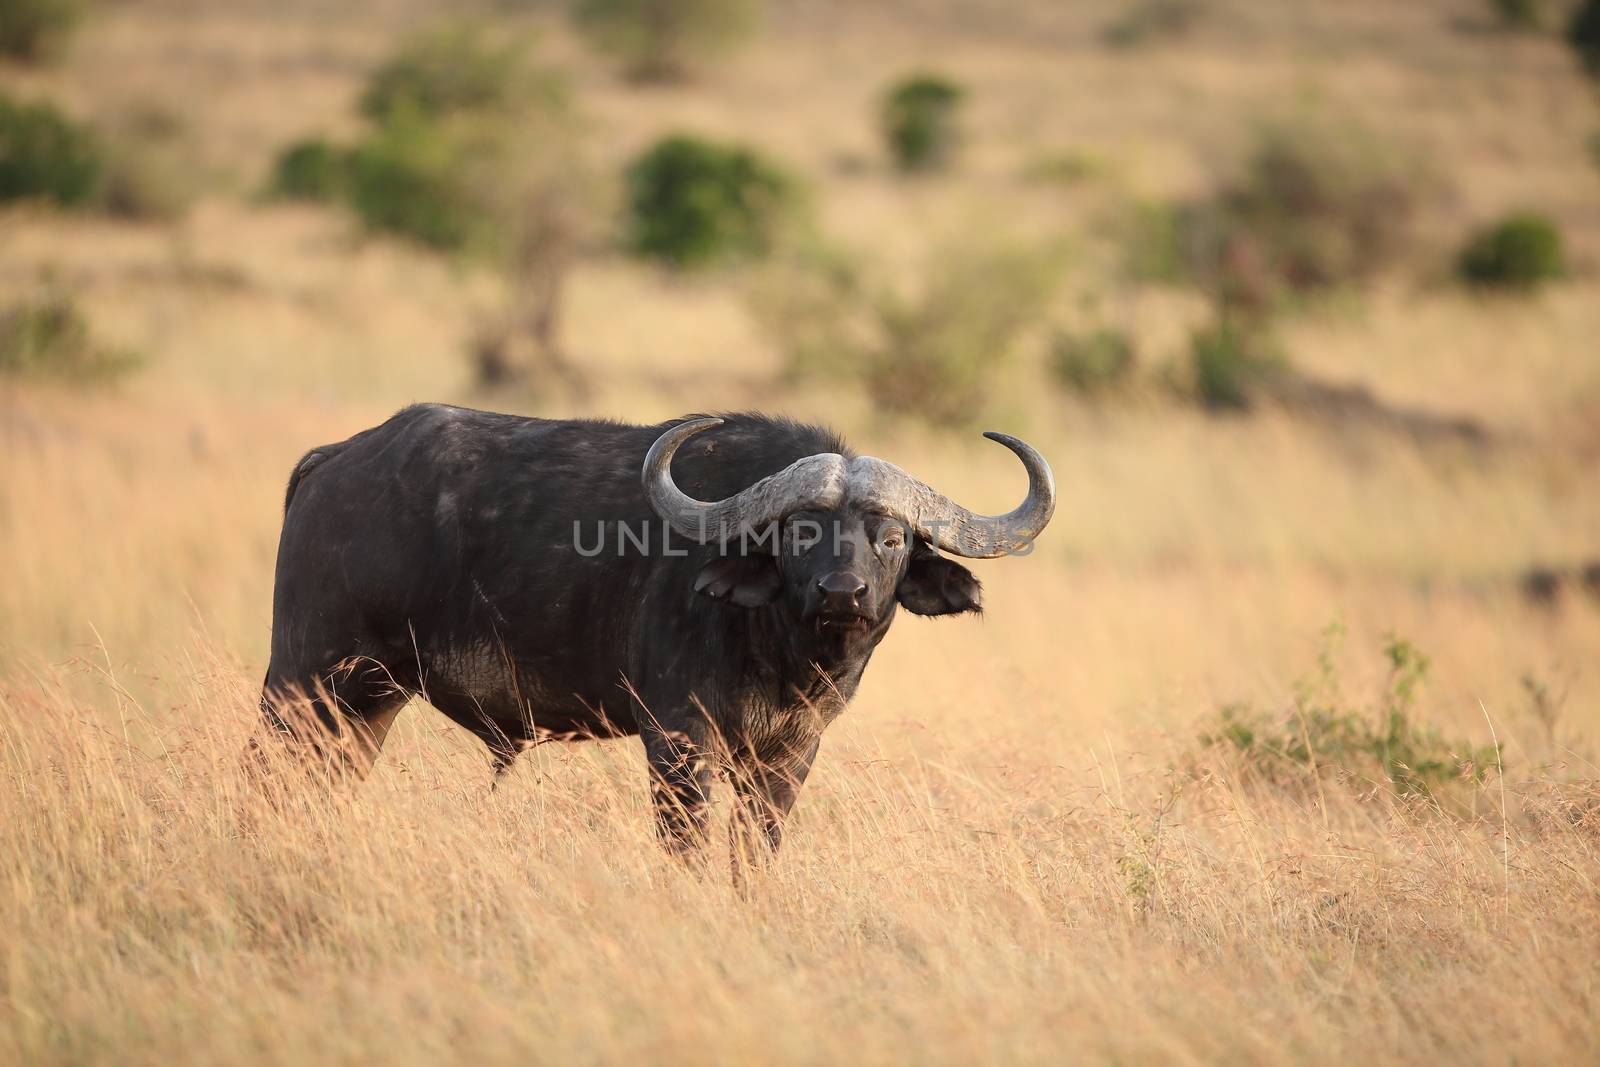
left=641, top=418, right=1056, bottom=642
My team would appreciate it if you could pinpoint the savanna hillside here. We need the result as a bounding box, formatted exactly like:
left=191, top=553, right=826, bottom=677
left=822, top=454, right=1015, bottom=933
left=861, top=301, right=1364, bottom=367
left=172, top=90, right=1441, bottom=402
left=3, top=0, right=1599, bottom=1063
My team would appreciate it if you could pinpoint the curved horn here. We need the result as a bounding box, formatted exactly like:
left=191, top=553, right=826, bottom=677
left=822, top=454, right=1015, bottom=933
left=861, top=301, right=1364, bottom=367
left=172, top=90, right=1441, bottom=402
left=846, top=431, right=1055, bottom=558
left=642, top=417, right=849, bottom=544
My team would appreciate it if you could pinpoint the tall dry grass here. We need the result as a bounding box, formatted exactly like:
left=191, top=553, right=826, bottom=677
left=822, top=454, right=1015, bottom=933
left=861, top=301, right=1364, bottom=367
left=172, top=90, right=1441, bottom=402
left=4, top=0, right=1600, bottom=1061
left=3, top=639, right=1598, bottom=1065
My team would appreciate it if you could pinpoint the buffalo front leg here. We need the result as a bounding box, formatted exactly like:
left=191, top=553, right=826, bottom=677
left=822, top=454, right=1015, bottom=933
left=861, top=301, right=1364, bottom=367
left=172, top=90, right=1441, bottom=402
left=729, top=738, right=820, bottom=866
left=641, top=716, right=717, bottom=853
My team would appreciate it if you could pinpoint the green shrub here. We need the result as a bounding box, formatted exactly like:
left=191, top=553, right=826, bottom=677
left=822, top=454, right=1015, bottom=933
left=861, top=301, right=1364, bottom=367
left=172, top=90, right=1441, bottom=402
left=1199, top=627, right=1501, bottom=806
left=1049, top=327, right=1135, bottom=395
left=0, top=292, right=139, bottom=381
left=0, top=0, right=81, bottom=62
left=1570, top=0, right=1600, bottom=78
left=344, top=112, right=485, bottom=250
left=0, top=92, right=102, bottom=208
left=1190, top=313, right=1282, bottom=411
left=624, top=134, right=797, bottom=268
left=269, top=138, right=351, bottom=201
left=574, top=0, right=760, bottom=82
left=881, top=74, right=964, bottom=173
left=1489, top=0, right=1543, bottom=30
left=359, top=24, right=555, bottom=123
left=1457, top=211, right=1566, bottom=290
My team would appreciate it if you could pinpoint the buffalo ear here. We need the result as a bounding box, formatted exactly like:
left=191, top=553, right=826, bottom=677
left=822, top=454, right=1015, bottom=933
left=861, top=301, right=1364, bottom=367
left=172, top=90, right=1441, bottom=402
left=694, top=554, right=781, bottom=607
left=897, top=548, right=982, bottom=617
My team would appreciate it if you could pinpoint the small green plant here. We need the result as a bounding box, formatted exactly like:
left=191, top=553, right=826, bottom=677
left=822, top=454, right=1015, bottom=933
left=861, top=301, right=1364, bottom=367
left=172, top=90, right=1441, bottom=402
left=0, top=92, right=103, bottom=208
left=1189, top=313, right=1282, bottom=411
left=881, top=74, right=964, bottom=173
left=359, top=24, right=556, bottom=123
left=1020, top=148, right=1106, bottom=185
left=1457, top=211, right=1565, bottom=290
left=1489, top=0, right=1543, bottom=30
left=268, top=138, right=350, bottom=202
left=574, top=0, right=760, bottom=82
left=624, top=134, right=798, bottom=268
left=1049, top=327, right=1135, bottom=395
left=1199, top=626, right=1501, bottom=806
left=0, top=291, right=139, bottom=382
left=1570, top=0, right=1600, bottom=78
left=0, top=0, right=81, bottom=62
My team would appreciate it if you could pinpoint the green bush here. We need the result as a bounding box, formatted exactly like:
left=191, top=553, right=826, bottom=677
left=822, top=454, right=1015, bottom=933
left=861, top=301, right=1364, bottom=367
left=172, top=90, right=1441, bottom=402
left=269, top=138, right=351, bottom=201
left=1049, top=327, right=1135, bottom=395
left=574, top=0, right=760, bottom=82
left=1457, top=212, right=1565, bottom=290
left=359, top=24, right=555, bottom=123
left=624, top=134, right=797, bottom=268
left=0, top=0, right=81, bottom=62
left=0, top=92, right=102, bottom=208
left=1570, top=0, right=1600, bottom=78
left=344, top=112, right=485, bottom=250
left=1190, top=313, right=1282, bottom=411
left=0, top=292, right=139, bottom=382
left=1199, top=628, right=1500, bottom=807
left=881, top=74, right=964, bottom=173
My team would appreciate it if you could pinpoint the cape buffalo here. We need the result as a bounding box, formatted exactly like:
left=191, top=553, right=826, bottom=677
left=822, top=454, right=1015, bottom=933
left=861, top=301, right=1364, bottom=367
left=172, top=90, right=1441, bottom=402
left=259, top=404, right=1054, bottom=854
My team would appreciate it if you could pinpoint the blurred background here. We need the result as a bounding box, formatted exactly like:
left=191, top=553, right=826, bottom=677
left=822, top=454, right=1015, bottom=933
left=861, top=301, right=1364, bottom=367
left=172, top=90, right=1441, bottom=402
left=2, top=0, right=1599, bottom=745
left=5, top=4, right=1600, bottom=1062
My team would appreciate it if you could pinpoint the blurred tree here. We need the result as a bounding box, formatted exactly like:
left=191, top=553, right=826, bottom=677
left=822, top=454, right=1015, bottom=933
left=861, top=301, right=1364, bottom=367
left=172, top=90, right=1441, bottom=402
left=574, top=0, right=760, bottom=83
left=624, top=134, right=798, bottom=268
left=0, top=92, right=102, bottom=207
left=1570, top=0, right=1600, bottom=78
left=753, top=239, right=1062, bottom=426
left=0, top=0, right=80, bottom=62
left=1488, top=0, right=1543, bottom=31
left=318, top=25, right=594, bottom=393
left=881, top=74, right=964, bottom=173
left=1457, top=212, right=1566, bottom=290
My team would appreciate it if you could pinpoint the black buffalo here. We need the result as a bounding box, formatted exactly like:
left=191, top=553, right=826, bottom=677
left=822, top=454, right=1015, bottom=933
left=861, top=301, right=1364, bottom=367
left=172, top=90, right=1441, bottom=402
left=259, top=404, right=1054, bottom=854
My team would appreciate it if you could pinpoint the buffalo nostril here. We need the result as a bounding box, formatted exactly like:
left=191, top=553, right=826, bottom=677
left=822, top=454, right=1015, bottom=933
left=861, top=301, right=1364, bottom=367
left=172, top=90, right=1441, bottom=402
left=816, top=573, right=868, bottom=601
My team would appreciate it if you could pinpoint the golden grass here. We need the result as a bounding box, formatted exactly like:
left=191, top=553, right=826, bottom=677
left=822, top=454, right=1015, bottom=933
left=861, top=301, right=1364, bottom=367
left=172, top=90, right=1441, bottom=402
left=4, top=0, right=1600, bottom=1061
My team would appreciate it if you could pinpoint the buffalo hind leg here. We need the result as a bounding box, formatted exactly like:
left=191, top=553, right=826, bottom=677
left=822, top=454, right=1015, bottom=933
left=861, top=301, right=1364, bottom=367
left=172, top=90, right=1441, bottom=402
left=255, top=658, right=412, bottom=784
